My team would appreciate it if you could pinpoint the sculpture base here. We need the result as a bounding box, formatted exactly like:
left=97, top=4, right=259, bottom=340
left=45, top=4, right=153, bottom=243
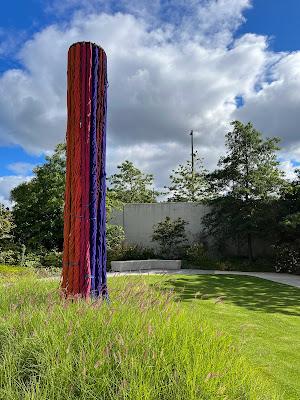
left=111, top=259, right=181, bottom=272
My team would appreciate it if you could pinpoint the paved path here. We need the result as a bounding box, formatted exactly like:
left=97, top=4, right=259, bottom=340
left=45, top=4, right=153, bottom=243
left=108, top=269, right=300, bottom=289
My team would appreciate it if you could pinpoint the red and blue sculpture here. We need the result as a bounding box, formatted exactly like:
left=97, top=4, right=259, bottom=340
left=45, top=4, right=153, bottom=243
left=61, top=42, right=108, bottom=299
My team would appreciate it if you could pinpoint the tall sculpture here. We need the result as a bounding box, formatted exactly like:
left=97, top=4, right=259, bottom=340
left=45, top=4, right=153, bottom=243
left=61, top=42, right=108, bottom=299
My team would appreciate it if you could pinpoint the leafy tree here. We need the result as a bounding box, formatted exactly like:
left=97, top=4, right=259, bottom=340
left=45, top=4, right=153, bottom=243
left=274, top=170, right=300, bottom=273
left=11, top=143, right=124, bottom=255
left=204, top=121, right=284, bottom=261
left=166, top=151, right=210, bottom=202
left=165, top=152, right=210, bottom=202
left=0, top=204, right=14, bottom=240
left=108, top=160, right=160, bottom=203
left=106, top=189, right=125, bottom=253
left=11, top=144, right=66, bottom=251
left=152, top=216, right=188, bottom=259
left=0, top=203, right=18, bottom=265
left=279, top=169, right=300, bottom=240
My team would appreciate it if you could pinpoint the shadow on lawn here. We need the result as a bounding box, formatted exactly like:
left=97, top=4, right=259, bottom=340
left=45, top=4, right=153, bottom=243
left=160, top=275, right=300, bottom=317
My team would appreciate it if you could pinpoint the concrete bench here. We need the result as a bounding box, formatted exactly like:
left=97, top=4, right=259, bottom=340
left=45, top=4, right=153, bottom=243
left=111, top=259, right=181, bottom=272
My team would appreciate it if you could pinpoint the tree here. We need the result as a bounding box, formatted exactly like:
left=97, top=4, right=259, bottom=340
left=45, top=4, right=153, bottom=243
left=152, top=216, right=188, bottom=259
left=274, top=171, right=300, bottom=273
left=11, top=144, right=66, bottom=251
left=0, top=204, right=18, bottom=265
left=165, top=151, right=210, bottom=202
left=204, top=121, right=284, bottom=261
left=277, top=169, right=300, bottom=246
left=11, top=143, right=125, bottom=254
left=0, top=204, right=14, bottom=240
left=108, top=160, right=160, bottom=203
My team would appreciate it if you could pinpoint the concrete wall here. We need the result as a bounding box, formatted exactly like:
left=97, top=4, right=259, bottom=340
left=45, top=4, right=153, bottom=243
left=109, top=202, right=210, bottom=250
left=109, top=202, right=272, bottom=257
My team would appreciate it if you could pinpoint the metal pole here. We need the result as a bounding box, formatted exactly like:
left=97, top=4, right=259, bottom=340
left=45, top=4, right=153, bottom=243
left=190, top=130, right=194, bottom=176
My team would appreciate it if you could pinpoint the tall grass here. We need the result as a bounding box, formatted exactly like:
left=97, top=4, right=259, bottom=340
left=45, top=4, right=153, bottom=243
left=0, top=265, right=32, bottom=277
left=0, top=275, right=279, bottom=399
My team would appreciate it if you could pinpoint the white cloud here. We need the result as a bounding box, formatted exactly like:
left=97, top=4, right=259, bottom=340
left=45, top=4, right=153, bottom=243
left=6, top=162, right=36, bottom=175
left=279, top=160, right=298, bottom=182
left=0, top=176, right=32, bottom=208
left=0, top=0, right=299, bottom=205
left=47, top=0, right=251, bottom=47
left=235, top=52, right=300, bottom=163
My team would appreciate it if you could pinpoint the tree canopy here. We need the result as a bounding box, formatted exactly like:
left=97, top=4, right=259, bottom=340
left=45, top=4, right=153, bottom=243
left=165, top=151, right=210, bottom=202
left=0, top=204, right=14, bottom=240
left=108, top=160, right=160, bottom=203
left=204, top=121, right=285, bottom=261
left=11, top=144, right=66, bottom=251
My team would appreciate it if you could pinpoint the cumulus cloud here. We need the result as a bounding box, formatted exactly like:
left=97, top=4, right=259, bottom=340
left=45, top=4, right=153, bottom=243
left=47, top=0, right=251, bottom=46
left=6, top=162, right=36, bottom=175
left=0, top=176, right=32, bottom=208
left=279, top=160, right=298, bottom=182
left=235, top=51, right=300, bottom=162
left=0, top=0, right=299, bottom=205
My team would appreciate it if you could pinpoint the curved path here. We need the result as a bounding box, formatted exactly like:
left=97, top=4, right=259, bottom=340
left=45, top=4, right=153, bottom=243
left=108, top=269, right=300, bottom=289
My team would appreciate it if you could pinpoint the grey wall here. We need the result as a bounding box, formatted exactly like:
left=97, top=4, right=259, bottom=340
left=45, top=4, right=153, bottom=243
left=109, top=202, right=272, bottom=257
left=110, top=202, right=210, bottom=250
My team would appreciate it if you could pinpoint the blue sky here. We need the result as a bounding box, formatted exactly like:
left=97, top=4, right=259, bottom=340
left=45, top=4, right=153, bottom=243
left=238, top=0, right=300, bottom=52
left=0, top=0, right=300, bottom=204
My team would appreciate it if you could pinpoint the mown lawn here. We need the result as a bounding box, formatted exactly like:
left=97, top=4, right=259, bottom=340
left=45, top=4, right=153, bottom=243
left=160, top=274, right=300, bottom=399
left=0, top=270, right=299, bottom=399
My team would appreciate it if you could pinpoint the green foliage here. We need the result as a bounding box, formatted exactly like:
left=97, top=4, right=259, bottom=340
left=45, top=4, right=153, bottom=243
left=183, top=243, right=273, bottom=272
left=106, top=224, right=125, bottom=252
left=204, top=121, right=284, bottom=261
left=0, top=249, right=19, bottom=265
left=152, top=216, right=188, bottom=259
left=0, top=204, right=16, bottom=265
left=39, top=251, right=62, bottom=269
left=8, top=249, right=62, bottom=269
left=184, top=242, right=214, bottom=268
left=274, top=243, right=300, bottom=274
left=10, top=143, right=125, bottom=257
left=0, top=275, right=278, bottom=400
left=109, top=243, right=157, bottom=265
left=108, top=160, right=160, bottom=203
left=166, top=151, right=210, bottom=202
left=11, top=143, right=66, bottom=251
left=0, top=243, right=62, bottom=269
left=0, top=204, right=14, bottom=240
left=209, top=121, right=283, bottom=199
left=278, top=170, right=300, bottom=243
left=106, top=189, right=124, bottom=219
left=273, top=170, right=300, bottom=274
left=0, top=242, right=26, bottom=266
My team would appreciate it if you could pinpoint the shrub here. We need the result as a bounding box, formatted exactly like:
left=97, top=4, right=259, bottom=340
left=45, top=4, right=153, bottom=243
left=152, top=216, right=188, bottom=259
left=184, top=242, right=214, bottom=268
left=26, top=250, right=63, bottom=269
left=40, top=251, right=62, bottom=269
left=274, top=243, right=300, bottom=274
left=108, top=243, right=157, bottom=269
left=22, top=252, right=42, bottom=268
left=0, top=249, right=20, bottom=265
left=107, top=224, right=125, bottom=252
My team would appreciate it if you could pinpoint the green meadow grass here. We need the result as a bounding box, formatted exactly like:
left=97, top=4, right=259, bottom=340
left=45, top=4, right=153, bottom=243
left=0, top=273, right=280, bottom=400
left=0, top=265, right=32, bottom=277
